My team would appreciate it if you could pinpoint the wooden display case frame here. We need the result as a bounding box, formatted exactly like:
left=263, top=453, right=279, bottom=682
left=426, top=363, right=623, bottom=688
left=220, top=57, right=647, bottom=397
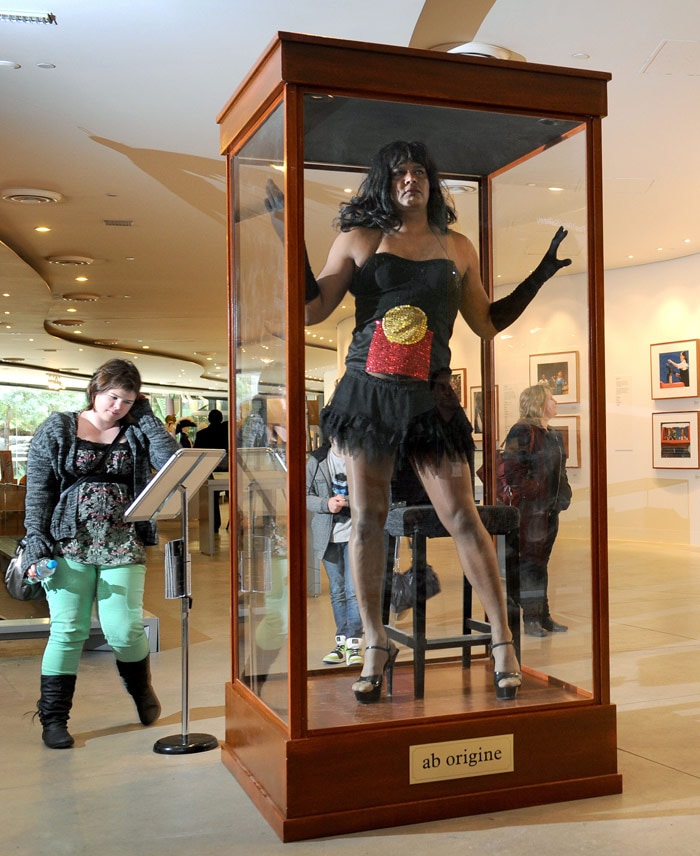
left=218, top=32, right=618, bottom=842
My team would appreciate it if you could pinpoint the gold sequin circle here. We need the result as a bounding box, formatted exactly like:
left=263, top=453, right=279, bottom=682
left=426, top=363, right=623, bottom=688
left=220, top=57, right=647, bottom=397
left=381, top=305, right=428, bottom=345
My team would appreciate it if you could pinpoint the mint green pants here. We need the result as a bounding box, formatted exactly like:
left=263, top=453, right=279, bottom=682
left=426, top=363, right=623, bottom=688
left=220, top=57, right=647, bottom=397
left=42, top=556, right=149, bottom=676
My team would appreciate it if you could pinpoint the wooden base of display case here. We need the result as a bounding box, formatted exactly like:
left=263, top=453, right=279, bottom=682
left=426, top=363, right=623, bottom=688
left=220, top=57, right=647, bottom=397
left=222, top=678, right=622, bottom=842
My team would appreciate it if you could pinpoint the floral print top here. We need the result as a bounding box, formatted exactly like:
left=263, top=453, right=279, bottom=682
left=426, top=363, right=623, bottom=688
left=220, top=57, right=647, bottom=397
left=58, top=438, right=143, bottom=565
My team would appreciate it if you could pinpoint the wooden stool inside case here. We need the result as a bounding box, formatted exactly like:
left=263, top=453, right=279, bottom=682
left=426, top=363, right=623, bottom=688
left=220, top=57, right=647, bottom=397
left=382, top=504, right=521, bottom=699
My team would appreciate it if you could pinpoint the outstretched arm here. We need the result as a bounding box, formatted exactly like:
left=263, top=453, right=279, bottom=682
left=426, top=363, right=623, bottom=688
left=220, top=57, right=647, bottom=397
left=458, top=226, right=571, bottom=340
left=265, top=179, right=358, bottom=325
left=489, top=227, right=571, bottom=332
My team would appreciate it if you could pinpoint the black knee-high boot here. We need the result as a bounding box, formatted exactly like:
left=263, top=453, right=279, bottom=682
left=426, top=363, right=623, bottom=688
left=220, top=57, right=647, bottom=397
left=116, top=656, right=161, bottom=725
left=36, top=674, right=77, bottom=749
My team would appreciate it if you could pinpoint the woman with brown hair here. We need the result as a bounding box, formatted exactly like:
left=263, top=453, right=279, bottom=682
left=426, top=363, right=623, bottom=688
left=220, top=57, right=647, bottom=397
left=23, top=359, right=178, bottom=747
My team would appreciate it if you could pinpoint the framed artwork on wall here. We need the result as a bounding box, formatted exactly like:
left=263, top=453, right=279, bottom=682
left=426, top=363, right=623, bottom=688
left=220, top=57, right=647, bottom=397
left=529, top=351, right=579, bottom=404
left=549, top=415, right=581, bottom=468
left=651, top=411, right=700, bottom=469
left=650, top=340, right=699, bottom=399
left=450, top=368, right=467, bottom=408
left=469, top=386, right=499, bottom=442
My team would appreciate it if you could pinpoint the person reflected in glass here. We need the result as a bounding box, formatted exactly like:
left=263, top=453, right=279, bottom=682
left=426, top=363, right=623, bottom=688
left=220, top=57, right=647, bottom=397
left=503, top=385, right=572, bottom=637
left=267, top=140, right=571, bottom=703
left=194, top=408, right=229, bottom=533
left=306, top=440, right=363, bottom=668
left=240, top=396, right=268, bottom=448
left=175, top=418, right=196, bottom=449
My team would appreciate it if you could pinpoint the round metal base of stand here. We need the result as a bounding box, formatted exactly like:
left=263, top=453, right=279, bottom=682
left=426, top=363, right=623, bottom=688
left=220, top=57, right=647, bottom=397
left=153, top=733, right=219, bottom=755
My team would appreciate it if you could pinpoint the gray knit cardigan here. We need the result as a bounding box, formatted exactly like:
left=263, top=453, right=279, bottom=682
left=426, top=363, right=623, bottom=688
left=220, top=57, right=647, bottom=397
left=22, top=398, right=179, bottom=570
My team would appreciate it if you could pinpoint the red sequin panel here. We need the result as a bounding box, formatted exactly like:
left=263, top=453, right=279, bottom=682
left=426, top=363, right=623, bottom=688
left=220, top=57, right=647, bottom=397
left=365, top=320, right=433, bottom=380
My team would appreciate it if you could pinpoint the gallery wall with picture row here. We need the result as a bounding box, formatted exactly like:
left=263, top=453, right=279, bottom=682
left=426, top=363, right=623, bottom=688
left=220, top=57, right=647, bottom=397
left=449, top=252, right=700, bottom=547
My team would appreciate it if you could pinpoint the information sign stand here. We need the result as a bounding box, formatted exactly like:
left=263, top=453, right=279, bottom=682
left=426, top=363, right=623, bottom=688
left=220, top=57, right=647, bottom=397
left=125, top=448, right=225, bottom=754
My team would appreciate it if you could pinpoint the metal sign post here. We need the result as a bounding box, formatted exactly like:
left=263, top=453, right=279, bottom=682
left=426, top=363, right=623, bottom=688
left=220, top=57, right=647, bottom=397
left=124, top=448, right=225, bottom=755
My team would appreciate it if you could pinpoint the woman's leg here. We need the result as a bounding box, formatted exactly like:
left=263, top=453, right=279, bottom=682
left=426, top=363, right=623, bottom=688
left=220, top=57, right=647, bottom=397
left=38, top=558, right=97, bottom=747
left=345, top=449, right=395, bottom=680
left=42, top=557, right=97, bottom=675
left=540, top=511, right=567, bottom=631
left=414, top=455, right=520, bottom=685
left=96, top=563, right=150, bottom=662
left=519, top=506, right=554, bottom=633
left=97, top=563, right=160, bottom=724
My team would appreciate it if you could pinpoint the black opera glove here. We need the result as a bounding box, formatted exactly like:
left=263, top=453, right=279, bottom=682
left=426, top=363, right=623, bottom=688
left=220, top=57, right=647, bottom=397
left=263, top=178, right=285, bottom=215
left=489, top=226, right=571, bottom=332
left=264, top=179, right=319, bottom=304
left=304, top=251, right=320, bottom=304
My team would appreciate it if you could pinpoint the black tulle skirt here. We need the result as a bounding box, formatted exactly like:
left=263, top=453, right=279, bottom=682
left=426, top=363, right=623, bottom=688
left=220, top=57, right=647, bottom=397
left=320, top=369, right=474, bottom=466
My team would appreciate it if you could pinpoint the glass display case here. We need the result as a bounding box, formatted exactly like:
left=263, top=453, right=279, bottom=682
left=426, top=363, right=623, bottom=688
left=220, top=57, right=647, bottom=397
left=218, top=32, right=618, bottom=841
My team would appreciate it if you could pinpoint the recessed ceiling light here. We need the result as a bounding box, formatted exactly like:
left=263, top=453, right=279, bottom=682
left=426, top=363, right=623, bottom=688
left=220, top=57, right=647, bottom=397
left=0, top=60, right=21, bottom=69
left=35, top=226, right=51, bottom=232
left=2, top=187, right=62, bottom=204
left=444, top=180, right=478, bottom=194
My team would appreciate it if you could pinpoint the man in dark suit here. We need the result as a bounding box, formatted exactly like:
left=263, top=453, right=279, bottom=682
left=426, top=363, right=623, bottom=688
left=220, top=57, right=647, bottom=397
left=194, top=409, right=229, bottom=531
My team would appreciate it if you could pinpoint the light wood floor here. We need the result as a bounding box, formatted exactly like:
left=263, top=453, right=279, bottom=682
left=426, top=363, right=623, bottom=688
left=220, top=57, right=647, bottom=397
left=4, top=502, right=700, bottom=853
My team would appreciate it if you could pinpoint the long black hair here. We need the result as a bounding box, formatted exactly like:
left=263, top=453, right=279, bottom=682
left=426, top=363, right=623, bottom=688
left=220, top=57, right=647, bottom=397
left=337, top=140, right=457, bottom=234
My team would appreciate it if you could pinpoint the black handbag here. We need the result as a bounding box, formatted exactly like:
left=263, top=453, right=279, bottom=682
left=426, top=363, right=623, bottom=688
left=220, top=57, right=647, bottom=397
left=391, top=563, right=441, bottom=613
left=4, top=538, right=42, bottom=601
left=389, top=537, right=441, bottom=613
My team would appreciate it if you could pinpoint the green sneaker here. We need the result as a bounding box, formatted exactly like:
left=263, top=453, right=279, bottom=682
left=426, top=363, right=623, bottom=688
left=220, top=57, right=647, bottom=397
left=322, top=635, right=346, bottom=664
left=345, top=637, right=364, bottom=666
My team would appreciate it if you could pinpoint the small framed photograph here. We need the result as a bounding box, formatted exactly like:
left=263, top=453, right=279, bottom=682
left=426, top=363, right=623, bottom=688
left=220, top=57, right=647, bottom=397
left=450, top=368, right=467, bottom=408
left=470, top=386, right=499, bottom=442
left=652, top=411, right=700, bottom=469
left=549, top=415, right=581, bottom=468
left=529, top=351, right=579, bottom=404
left=650, top=340, right=699, bottom=399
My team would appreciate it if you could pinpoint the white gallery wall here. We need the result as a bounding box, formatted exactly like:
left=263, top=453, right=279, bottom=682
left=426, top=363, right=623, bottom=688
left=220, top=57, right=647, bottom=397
left=603, top=253, right=700, bottom=546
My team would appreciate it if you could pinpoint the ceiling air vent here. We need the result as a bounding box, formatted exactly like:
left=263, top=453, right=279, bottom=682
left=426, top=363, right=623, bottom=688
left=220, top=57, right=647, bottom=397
left=61, top=292, right=100, bottom=302
left=47, top=255, right=94, bottom=265
left=2, top=187, right=63, bottom=204
left=103, top=219, right=134, bottom=227
left=50, top=319, right=84, bottom=327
